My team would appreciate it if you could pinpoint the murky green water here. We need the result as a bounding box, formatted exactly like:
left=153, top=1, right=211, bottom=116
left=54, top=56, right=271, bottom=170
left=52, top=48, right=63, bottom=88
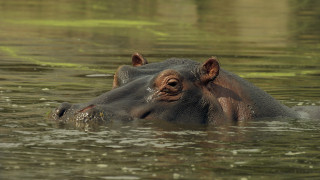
left=1, top=0, right=320, bottom=179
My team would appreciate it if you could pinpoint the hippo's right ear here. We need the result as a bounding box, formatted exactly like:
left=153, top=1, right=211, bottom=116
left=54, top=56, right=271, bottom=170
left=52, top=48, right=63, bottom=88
left=132, top=53, right=148, bottom=67
left=200, top=57, right=220, bottom=83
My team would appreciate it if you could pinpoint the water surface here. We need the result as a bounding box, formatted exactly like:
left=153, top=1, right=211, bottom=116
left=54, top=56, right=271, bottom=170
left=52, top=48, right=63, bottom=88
left=1, top=0, right=320, bottom=179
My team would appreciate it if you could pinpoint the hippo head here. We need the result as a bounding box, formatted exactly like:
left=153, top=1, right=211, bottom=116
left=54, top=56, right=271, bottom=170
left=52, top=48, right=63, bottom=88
left=51, top=53, right=226, bottom=126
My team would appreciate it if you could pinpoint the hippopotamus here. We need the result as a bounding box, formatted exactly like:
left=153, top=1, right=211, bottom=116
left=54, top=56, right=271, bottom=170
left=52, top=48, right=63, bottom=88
left=50, top=53, right=319, bottom=126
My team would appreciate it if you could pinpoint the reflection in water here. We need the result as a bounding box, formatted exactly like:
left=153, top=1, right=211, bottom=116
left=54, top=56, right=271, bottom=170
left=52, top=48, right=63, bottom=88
left=1, top=118, right=320, bottom=179
left=0, top=0, right=320, bottom=179
left=233, top=0, right=290, bottom=48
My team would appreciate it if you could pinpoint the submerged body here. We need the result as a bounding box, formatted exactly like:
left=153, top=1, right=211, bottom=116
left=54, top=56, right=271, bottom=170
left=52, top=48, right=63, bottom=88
left=51, top=53, right=318, bottom=126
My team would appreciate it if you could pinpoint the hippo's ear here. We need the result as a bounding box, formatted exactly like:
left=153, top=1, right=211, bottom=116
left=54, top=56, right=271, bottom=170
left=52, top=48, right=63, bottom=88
left=132, top=53, right=148, bottom=67
left=200, top=57, right=220, bottom=83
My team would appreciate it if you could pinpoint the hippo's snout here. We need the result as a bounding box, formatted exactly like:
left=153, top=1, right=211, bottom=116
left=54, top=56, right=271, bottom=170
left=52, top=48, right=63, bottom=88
left=50, top=101, right=134, bottom=128
left=54, top=102, right=100, bottom=118
left=53, top=102, right=72, bottom=118
left=52, top=102, right=100, bottom=122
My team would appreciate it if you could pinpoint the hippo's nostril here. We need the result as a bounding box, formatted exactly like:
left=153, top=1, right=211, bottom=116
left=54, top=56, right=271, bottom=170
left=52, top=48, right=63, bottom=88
left=56, top=102, right=72, bottom=118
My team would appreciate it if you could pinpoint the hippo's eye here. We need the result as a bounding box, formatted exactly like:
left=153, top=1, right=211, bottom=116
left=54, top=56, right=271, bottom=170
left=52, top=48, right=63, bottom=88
left=154, top=70, right=183, bottom=101
left=161, top=77, right=182, bottom=94
left=167, top=78, right=178, bottom=87
left=154, top=69, right=183, bottom=101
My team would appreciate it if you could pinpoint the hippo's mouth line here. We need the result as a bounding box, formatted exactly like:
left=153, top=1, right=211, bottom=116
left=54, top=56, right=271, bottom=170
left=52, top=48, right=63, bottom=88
left=78, top=104, right=96, bottom=113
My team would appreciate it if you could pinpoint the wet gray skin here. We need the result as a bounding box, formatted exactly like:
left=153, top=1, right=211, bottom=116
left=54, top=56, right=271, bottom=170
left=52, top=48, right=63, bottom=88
left=51, top=53, right=318, bottom=127
left=51, top=53, right=215, bottom=125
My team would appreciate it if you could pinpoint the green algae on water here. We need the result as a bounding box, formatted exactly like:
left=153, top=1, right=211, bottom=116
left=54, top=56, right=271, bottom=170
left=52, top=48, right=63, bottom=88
left=6, top=19, right=168, bottom=36
left=7, top=19, right=160, bottom=28
left=0, top=46, right=114, bottom=74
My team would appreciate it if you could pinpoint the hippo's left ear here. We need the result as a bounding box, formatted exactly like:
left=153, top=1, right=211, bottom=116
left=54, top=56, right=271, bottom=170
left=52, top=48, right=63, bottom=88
left=200, top=57, right=220, bottom=83
left=132, top=52, right=148, bottom=67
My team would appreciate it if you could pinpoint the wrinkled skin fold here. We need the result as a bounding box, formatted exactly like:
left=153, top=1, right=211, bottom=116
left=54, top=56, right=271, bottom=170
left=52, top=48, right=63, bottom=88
left=50, top=53, right=319, bottom=127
